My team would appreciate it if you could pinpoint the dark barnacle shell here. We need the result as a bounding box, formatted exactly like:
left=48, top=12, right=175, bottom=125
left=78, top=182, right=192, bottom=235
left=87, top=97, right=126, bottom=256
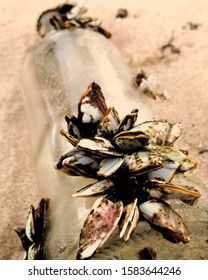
left=116, top=9, right=128, bottom=19
left=78, top=82, right=108, bottom=137
left=138, top=247, right=157, bottom=260
left=55, top=82, right=201, bottom=259
left=65, top=114, right=81, bottom=139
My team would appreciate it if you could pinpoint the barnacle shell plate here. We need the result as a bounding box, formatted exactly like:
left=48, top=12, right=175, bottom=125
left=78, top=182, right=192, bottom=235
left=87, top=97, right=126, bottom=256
left=77, top=197, right=123, bottom=259
left=139, top=200, right=190, bottom=243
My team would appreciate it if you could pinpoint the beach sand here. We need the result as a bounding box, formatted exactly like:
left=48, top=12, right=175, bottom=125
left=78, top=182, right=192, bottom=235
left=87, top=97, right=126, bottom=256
left=0, top=0, right=208, bottom=259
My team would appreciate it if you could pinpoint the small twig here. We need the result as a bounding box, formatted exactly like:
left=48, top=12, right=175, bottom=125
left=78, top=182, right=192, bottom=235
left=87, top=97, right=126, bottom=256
left=160, top=31, right=181, bottom=55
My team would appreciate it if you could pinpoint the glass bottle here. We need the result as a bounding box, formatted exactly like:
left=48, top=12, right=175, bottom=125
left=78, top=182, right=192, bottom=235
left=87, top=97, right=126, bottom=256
left=21, top=5, right=154, bottom=259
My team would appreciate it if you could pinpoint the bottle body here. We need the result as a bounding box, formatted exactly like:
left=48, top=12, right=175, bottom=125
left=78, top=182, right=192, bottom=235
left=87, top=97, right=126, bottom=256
left=22, top=28, right=153, bottom=259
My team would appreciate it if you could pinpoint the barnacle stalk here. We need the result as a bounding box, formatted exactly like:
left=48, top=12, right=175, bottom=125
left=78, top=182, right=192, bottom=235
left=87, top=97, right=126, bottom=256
left=55, top=82, right=201, bottom=260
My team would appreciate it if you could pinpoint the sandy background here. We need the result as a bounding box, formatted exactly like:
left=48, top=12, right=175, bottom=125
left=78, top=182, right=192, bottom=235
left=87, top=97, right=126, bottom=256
left=0, top=0, right=208, bottom=259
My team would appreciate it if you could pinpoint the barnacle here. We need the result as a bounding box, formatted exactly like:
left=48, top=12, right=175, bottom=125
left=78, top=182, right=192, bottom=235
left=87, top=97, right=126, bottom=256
left=55, top=82, right=201, bottom=260
left=14, top=199, right=49, bottom=260
left=37, top=3, right=111, bottom=38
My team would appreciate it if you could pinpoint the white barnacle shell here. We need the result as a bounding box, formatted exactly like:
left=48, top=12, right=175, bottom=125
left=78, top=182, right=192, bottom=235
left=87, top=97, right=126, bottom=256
left=147, top=162, right=180, bottom=182
left=66, top=5, right=87, bottom=20
left=139, top=73, right=158, bottom=100
left=139, top=200, right=190, bottom=243
left=25, top=205, right=36, bottom=243
left=119, top=198, right=140, bottom=241
left=72, top=179, right=114, bottom=197
left=77, top=137, right=123, bottom=157
left=147, top=145, right=198, bottom=172
left=77, top=197, right=123, bottom=259
left=27, top=243, right=41, bottom=260
left=80, top=102, right=102, bottom=123
left=133, top=121, right=181, bottom=146
left=97, top=157, right=124, bottom=177
left=104, top=107, right=120, bottom=130
left=116, top=109, right=138, bottom=134
left=78, top=82, right=107, bottom=124
left=167, top=122, right=182, bottom=145
left=55, top=149, right=99, bottom=177
left=96, top=106, right=120, bottom=138
left=123, top=151, right=163, bottom=175
left=144, top=180, right=201, bottom=204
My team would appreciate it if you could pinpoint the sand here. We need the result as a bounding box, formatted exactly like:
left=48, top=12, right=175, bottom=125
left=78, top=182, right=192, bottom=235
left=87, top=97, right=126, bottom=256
left=0, top=0, right=208, bottom=260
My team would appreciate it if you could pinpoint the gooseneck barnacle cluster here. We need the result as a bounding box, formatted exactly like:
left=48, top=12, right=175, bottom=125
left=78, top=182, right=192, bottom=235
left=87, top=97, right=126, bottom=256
left=55, top=82, right=201, bottom=260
